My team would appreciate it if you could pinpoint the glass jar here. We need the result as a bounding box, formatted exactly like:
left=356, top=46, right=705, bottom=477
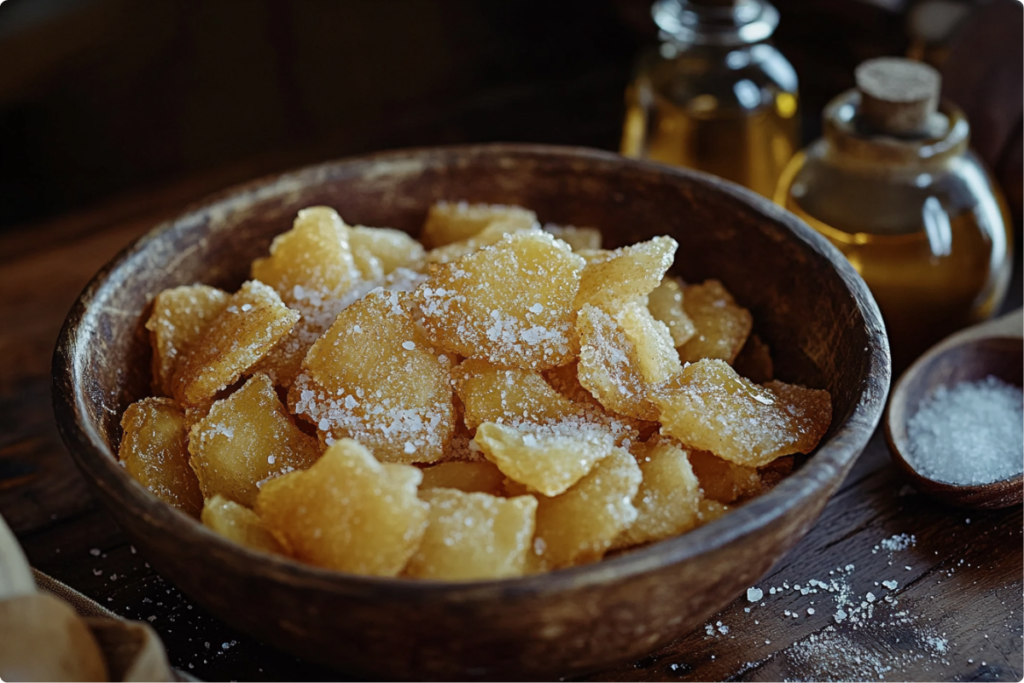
left=621, top=0, right=800, bottom=197
left=775, top=88, right=1013, bottom=370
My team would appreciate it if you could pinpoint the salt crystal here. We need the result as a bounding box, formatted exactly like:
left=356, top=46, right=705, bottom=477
left=402, top=341, right=415, bottom=350
left=747, top=587, right=763, bottom=602
left=529, top=303, right=544, bottom=314
left=89, top=548, right=100, bottom=556
left=807, top=608, right=815, bottom=615
left=905, top=376, right=1023, bottom=485
left=882, top=580, right=898, bottom=590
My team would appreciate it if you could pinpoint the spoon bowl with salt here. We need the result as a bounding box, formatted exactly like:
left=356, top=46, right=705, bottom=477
left=886, top=309, right=1023, bottom=509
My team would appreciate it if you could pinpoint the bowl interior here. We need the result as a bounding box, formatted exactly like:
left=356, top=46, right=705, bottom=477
left=54, top=144, right=891, bottom=677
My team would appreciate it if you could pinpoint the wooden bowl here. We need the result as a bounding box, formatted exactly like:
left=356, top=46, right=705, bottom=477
left=52, top=144, right=890, bottom=680
left=886, top=336, right=1024, bottom=509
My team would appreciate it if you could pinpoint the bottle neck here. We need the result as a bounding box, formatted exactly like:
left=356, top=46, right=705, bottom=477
left=652, top=0, right=779, bottom=47
left=822, top=89, right=970, bottom=171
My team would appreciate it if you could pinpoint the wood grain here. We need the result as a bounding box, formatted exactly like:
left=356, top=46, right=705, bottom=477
left=1, top=150, right=1021, bottom=681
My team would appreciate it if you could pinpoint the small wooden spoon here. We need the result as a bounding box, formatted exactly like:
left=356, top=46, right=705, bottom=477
left=885, top=309, right=1023, bottom=509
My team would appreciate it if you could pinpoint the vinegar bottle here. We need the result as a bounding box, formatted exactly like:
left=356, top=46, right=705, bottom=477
left=775, top=58, right=1013, bottom=370
left=621, top=0, right=800, bottom=197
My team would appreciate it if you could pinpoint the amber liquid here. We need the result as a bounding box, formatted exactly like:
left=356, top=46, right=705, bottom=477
left=622, top=87, right=799, bottom=198
left=782, top=186, right=1012, bottom=370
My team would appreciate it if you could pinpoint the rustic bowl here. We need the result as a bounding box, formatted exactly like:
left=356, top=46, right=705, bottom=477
left=53, top=144, right=890, bottom=680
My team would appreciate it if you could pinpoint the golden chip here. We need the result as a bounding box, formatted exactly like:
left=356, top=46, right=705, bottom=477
left=421, top=201, right=537, bottom=248
left=614, top=439, right=701, bottom=548
left=294, top=289, right=455, bottom=463
left=171, top=280, right=298, bottom=405
left=474, top=420, right=615, bottom=497
left=576, top=304, right=658, bottom=420
left=574, top=236, right=676, bottom=310
left=146, top=285, right=230, bottom=397
left=251, top=206, right=361, bottom=304
left=201, top=494, right=284, bottom=555
left=419, top=460, right=506, bottom=495
left=418, top=231, right=585, bottom=369
left=405, top=489, right=537, bottom=580
left=614, top=301, right=682, bottom=384
left=646, top=276, right=696, bottom=347
left=256, top=439, right=428, bottom=576
left=348, top=225, right=425, bottom=274
left=544, top=224, right=602, bottom=252
left=530, top=449, right=641, bottom=570
left=119, top=398, right=202, bottom=517
left=189, top=374, right=320, bottom=507
left=678, top=280, right=752, bottom=364
left=424, top=221, right=542, bottom=265
left=652, top=359, right=832, bottom=467
left=452, top=358, right=577, bottom=429
left=687, top=448, right=762, bottom=504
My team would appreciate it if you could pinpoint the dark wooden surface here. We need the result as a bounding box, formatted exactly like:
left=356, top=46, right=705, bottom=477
left=1, top=167, right=1022, bottom=681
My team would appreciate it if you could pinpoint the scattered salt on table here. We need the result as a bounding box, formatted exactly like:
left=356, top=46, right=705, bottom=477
left=905, top=376, right=1023, bottom=485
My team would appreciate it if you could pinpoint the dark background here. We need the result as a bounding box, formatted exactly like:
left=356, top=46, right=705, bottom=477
left=0, top=0, right=1018, bottom=231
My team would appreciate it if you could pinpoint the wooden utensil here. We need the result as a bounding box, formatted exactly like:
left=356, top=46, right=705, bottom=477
left=885, top=309, right=1023, bottom=508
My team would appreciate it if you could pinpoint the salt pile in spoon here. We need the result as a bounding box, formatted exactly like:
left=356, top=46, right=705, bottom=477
left=905, top=376, right=1023, bottom=485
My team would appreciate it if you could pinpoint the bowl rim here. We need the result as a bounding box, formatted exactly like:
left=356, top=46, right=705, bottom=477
left=53, top=142, right=891, bottom=600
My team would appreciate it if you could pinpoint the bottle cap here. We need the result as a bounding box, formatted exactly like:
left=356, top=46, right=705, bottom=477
left=855, top=57, right=942, bottom=136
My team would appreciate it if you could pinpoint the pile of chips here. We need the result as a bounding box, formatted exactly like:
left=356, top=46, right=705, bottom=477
left=119, top=202, right=832, bottom=580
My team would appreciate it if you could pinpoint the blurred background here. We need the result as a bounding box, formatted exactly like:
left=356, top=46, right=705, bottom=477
left=0, top=0, right=1018, bottom=232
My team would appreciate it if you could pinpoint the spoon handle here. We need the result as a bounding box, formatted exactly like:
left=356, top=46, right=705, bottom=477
left=984, top=308, right=1024, bottom=338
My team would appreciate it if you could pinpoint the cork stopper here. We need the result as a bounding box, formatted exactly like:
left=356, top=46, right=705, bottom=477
left=855, top=57, right=941, bottom=136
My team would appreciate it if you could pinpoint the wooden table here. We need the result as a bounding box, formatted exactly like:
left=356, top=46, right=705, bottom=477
left=1, top=170, right=1021, bottom=682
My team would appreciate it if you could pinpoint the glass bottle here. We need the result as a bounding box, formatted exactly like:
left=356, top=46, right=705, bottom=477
left=621, top=0, right=800, bottom=197
left=775, top=58, right=1013, bottom=370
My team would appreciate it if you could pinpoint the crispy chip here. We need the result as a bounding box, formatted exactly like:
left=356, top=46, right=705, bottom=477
left=171, top=281, right=298, bottom=405
left=419, top=460, right=506, bottom=495
left=678, top=280, right=752, bottom=364
left=293, top=289, right=454, bottom=463
left=189, top=374, right=320, bottom=507
left=652, top=359, right=832, bottom=467
left=424, top=221, right=542, bottom=265
left=421, top=201, right=537, bottom=248
left=119, top=398, right=202, bottom=517
left=418, top=231, right=585, bottom=369
left=349, top=226, right=425, bottom=274
left=646, top=277, right=696, bottom=347
left=688, top=448, right=762, bottom=504
left=543, top=224, right=602, bottom=252
left=256, top=439, right=428, bottom=575
left=146, top=285, right=230, bottom=397
left=474, top=420, right=616, bottom=497
left=405, top=489, right=537, bottom=580
left=452, top=359, right=577, bottom=429
left=251, top=206, right=361, bottom=304
left=530, top=449, right=641, bottom=570
left=613, top=439, right=701, bottom=548
left=576, top=304, right=659, bottom=420
left=614, top=301, right=682, bottom=384
left=574, top=236, right=676, bottom=310
left=201, top=494, right=284, bottom=555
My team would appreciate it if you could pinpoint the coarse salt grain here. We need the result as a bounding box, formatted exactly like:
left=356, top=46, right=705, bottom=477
left=747, top=587, right=763, bottom=602
left=905, top=376, right=1023, bottom=485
